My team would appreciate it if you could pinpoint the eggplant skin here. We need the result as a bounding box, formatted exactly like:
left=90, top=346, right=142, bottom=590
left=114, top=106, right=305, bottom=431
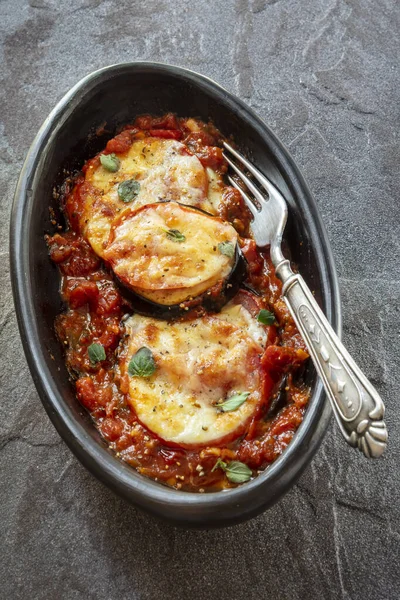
left=115, top=246, right=248, bottom=320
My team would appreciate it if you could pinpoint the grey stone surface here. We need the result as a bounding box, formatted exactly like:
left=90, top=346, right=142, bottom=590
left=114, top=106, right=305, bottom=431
left=1, top=0, right=399, bottom=598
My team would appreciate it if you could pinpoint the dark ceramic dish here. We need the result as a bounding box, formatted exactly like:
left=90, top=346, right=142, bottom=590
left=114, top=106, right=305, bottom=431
left=10, top=63, right=341, bottom=528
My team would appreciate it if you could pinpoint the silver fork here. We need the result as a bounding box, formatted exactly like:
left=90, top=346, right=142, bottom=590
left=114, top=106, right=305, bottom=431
left=223, top=141, right=388, bottom=458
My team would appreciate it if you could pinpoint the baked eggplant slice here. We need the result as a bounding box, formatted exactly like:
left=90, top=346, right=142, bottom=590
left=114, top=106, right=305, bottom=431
left=115, top=245, right=247, bottom=319
left=104, top=201, right=247, bottom=317
left=118, top=290, right=267, bottom=447
left=71, top=137, right=220, bottom=258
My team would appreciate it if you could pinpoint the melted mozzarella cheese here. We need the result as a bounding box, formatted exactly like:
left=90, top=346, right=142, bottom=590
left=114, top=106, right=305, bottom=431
left=217, top=300, right=268, bottom=348
left=120, top=306, right=264, bottom=446
left=80, top=137, right=215, bottom=257
left=206, top=167, right=225, bottom=213
left=104, top=202, right=238, bottom=303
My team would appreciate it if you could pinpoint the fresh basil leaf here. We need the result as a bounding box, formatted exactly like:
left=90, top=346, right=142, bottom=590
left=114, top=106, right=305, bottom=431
left=100, top=153, right=120, bottom=172
left=118, top=179, right=140, bottom=202
left=165, top=229, right=186, bottom=243
left=217, top=241, right=235, bottom=258
left=128, top=347, right=156, bottom=378
left=257, top=309, right=276, bottom=326
left=211, top=458, right=252, bottom=483
left=225, top=461, right=252, bottom=484
left=88, top=343, right=106, bottom=364
left=216, top=392, right=250, bottom=412
left=211, top=458, right=227, bottom=473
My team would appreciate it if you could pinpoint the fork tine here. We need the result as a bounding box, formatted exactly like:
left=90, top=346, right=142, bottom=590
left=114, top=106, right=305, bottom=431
left=223, top=153, right=266, bottom=206
left=227, top=175, right=259, bottom=219
left=223, top=141, right=276, bottom=197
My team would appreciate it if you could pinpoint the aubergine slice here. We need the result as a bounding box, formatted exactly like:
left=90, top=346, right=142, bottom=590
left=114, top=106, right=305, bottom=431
left=75, top=137, right=215, bottom=259
left=104, top=201, right=247, bottom=318
left=116, top=245, right=247, bottom=319
left=118, top=289, right=267, bottom=447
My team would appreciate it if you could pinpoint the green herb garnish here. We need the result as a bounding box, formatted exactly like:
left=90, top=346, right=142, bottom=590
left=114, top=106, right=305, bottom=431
left=88, top=343, right=106, bottom=364
left=118, top=179, right=140, bottom=202
left=257, top=309, right=276, bottom=326
left=211, top=459, right=252, bottom=484
left=217, top=241, right=235, bottom=258
left=165, top=229, right=186, bottom=243
left=100, top=153, right=120, bottom=172
left=128, top=347, right=156, bottom=378
left=215, top=392, right=250, bottom=412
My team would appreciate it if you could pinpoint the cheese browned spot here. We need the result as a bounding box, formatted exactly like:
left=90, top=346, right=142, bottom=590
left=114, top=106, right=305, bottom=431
left=215, top=298, right=268, bottom=349
left=119, top=302, right=265, bottom=446
left=104, top=202, right=238, bottom=305
left=79, top=137, right=220, bottom=257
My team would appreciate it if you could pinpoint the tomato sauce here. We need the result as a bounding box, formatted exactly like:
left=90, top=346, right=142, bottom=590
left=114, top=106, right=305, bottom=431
left=46, top=114, right=310, bottom=492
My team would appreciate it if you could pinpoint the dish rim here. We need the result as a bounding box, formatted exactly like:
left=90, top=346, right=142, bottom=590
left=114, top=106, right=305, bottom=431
left=10, top=62, right=342, bottom=524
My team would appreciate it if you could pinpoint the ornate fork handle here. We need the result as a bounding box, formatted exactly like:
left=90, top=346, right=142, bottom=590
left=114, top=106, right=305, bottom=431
left=275, top=259, right=388, bottom=458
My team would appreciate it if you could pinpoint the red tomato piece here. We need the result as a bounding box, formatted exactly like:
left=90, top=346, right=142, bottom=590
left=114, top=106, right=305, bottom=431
left=95, top=282, right=121, bottom=316
left=154, top=113, right=180, bottom=129
left=237, top=436, right=276, bottom=468
left=269, top=405, right=303, bottom=437
left=262, top=345, right=308, bottom=375
left=134, top=115, right=153, bottom=129
left=76, top=376, right=114, bottom=412
left=148, top=129, right=183, bottom=140
left=218, top=186, right=252, bottom=236
left=99, top=418, right=124, bottom=442
left=184, top=131, right=216, bottom=147
left=47, top=232, right=101, bottom=276
left=135, top=113, right=180, bottom=130
left=105, top=130, right=134, bottom=154
left=64, top=280, right=99, bottom=309
left=198, top=146, right=225, bottom=170
left=76, top=377, right=98, bottom=411
left=46, top=234, right=73, bottom=263
left=240, top=239, right=263, bottom=275
left=98, top=325, right=120, bottom=351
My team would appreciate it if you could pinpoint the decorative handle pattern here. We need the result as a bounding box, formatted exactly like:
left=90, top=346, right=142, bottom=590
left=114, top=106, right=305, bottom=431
left=275, top=260, right=387, bottom=458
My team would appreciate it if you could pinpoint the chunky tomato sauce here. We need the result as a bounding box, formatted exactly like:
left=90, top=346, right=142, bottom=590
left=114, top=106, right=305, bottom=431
left=47, top=114, right=310, bottom=492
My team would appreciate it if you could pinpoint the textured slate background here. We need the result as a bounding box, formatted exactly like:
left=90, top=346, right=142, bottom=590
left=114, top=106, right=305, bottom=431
left=1, top=1, right=399, bottom=598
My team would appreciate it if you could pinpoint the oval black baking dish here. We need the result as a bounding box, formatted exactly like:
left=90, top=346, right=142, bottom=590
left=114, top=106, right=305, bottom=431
left=10, top=63, right=341, bottom=528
